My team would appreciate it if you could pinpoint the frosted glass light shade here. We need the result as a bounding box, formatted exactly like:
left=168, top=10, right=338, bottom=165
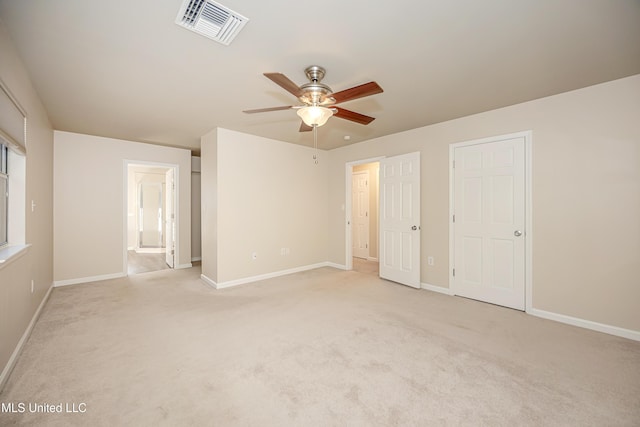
left=297, top=106, right=333, bottom=127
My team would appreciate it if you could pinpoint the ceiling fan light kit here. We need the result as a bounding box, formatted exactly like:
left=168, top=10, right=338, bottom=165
left=297, top=106, right=333, bottom=127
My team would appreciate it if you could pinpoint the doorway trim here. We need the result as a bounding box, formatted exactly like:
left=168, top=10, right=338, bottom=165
left=345, top=156, right=385, bottom=270
left=123, top=160, right=180, bottom=276
left=448, top=131, right=533, bottom=312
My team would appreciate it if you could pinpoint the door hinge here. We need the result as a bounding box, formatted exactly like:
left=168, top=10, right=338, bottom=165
left=452, top=268, right=455, bottom=277
left=366, top=243, right=368, bottom=249
left=452, top=214, right=455, bottom=223
left=452, top=160, right=455, bottom=169
left=366, top=211, right=368, bottom=217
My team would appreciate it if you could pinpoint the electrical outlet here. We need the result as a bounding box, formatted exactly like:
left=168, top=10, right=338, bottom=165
left=427, top=256, right=434, bottom=266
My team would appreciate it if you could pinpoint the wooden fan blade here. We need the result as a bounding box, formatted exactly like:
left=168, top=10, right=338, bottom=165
left=331, top=82, right=383, bottom=104
left=299, top=121, right=313, bottom=132
left=243, top=106, right=293, bottom=114
left=333, top=107, right=375, bottom=125
left=264, top=73, right=302, bottom=97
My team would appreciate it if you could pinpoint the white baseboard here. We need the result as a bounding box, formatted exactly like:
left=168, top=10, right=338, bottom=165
left=200, top=273, right=217, bottom=288
left=53, top=272, right=126, bottom=287
left=201, top=262, right=344, bottom=289
left=326, top=262, right=347, bottom=270
left=0, top=282, right=54, bottom=392
left=175, top=263, right=192, bottom=269
left=191, top=256, right=202, bottom=262
left=367, top=257, right=379, bottom=262
left=418, top=283, right=638, bottom=341
left=421, top=282, right=455, bottom=295
left=528, top=308, right=640, bottom=342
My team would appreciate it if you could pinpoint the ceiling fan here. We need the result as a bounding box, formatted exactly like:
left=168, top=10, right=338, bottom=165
left=243, top=65, right=383, bottom=132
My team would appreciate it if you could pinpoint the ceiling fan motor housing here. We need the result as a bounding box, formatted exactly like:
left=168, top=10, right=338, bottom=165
left=298, top=65, right=335, bottom=106
left=299, top=83, right=334, bottom=105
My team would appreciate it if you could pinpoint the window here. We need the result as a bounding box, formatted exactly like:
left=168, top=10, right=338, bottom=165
left=0, top=143, right=7, bottom=246
left=0, top=80, right=27, bottom=252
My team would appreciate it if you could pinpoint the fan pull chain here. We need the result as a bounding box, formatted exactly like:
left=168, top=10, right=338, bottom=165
left=313, top=125, right=319, bottom=164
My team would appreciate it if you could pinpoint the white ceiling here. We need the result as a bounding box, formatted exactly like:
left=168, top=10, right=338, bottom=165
left=1, top=0, right=639, bottom=154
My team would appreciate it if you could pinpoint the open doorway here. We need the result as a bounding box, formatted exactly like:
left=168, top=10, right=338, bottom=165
left=346, top=153, right=422, bottom=288
left=346, top=158, right=383, bottom=274
left=126, top=162, right=177, bottom=275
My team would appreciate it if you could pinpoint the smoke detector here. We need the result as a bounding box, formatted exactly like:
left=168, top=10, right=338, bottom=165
left=176, top=0, right=249, bottom=46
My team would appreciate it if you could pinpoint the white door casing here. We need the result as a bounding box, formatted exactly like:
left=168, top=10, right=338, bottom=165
left=352, top=171, right=370, bottom=259
left=345, top=157, right=384, bottom=271
left=379, top=152, right=421, bottom=288
left=165, top=168, right=175, bottom=268
left=452, top=135, right=526, bottom=310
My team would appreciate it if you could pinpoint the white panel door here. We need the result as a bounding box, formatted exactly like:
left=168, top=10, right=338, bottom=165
left=379, top=152, right=421, bottom=288
left=165, top=168, right=175, bottom=268
left=352, top=171, right=370, bottom=259
left=453, top=137, right=525, bottom=310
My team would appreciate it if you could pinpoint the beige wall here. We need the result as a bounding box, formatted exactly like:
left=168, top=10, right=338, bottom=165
left=0, top=22, right=54, bottom=388
left=53, top=131, right=192, bottom=283
left=328, top=74, right=640, bottom=332
left=352, top=162, right=380, bottom=259
left=200, top=130, right=218, bottom=281
left=191, top=156, right=201, bottom=261
left=202, top=128, right=329, bottom=284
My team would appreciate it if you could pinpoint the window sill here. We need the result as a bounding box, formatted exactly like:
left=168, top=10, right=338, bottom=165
left=0, top=243, right=31, bottom=270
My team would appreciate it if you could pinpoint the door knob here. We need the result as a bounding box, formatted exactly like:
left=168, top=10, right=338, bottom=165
left=514, top=230, right=523, bottom=237
left=411, top=225, right=419, bottom=231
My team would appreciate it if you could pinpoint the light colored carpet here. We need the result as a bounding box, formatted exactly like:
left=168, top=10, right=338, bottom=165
left=1, top=266, right=639, bottom=426
left=127, top=250, right=170, bottom=275
left=352, top=257, right=379, bottom=276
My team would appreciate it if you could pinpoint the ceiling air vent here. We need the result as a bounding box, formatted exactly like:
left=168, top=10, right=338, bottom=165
left=176, top=0, right=249, bottom=46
